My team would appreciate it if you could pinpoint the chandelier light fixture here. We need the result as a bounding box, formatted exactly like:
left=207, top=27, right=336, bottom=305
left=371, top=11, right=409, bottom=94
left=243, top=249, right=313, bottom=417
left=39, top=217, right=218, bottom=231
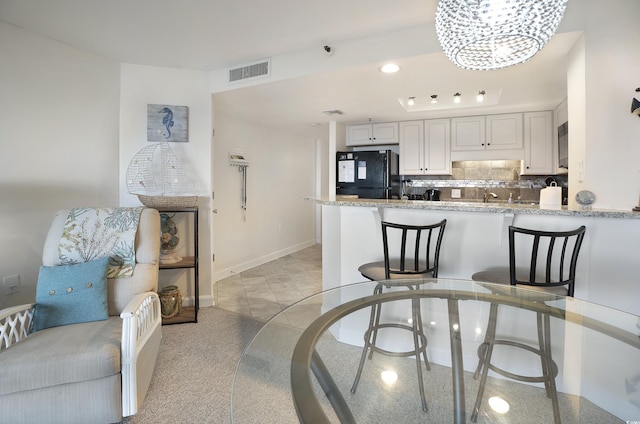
left=435, top=0, right=569, bottom=70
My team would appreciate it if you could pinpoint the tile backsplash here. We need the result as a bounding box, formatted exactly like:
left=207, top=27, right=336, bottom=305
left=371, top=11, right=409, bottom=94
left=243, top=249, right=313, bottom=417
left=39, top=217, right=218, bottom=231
left=402, top=160, right=567, bottom=203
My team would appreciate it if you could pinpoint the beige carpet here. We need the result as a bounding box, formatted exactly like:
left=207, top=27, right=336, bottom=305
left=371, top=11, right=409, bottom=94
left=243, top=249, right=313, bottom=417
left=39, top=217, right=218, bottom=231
left=122, top=307, right=264, bottom=424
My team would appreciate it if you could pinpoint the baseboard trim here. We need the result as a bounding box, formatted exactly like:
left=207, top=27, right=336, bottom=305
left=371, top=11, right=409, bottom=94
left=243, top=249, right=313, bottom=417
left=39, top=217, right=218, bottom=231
left=213, top=240, right=316, bottom=282
left=182, top=294, right=214, bottom=308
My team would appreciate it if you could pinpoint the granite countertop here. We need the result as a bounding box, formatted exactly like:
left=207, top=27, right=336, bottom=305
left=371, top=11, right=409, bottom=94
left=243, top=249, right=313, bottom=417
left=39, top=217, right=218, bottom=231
left=305, top=197, right=640, bottom=219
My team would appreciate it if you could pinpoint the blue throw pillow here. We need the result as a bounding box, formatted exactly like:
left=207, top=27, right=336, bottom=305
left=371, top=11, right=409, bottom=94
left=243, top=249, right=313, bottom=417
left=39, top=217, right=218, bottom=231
left=32, top=256, right=110, bottom=332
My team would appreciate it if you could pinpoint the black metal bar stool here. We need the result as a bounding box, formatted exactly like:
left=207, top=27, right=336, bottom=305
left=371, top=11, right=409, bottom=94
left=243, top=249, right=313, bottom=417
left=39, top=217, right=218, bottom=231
left=471, top=225, right=586, bottom=423
left=351, top=219, right=447, bottom=413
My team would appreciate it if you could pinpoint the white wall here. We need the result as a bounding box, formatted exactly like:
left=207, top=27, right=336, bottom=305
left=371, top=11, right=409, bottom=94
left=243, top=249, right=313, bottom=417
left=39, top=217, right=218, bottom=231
left=119, top=64, right=214, bottom=305
left=567, top=35, right=586, bottom=208
left=0, top=22, right=121, bottom=308
left=576, top=0, right=640, bottom=210
left=212, top=94, right=319, bottom=280
left=562, top=0, right=640, bottom=210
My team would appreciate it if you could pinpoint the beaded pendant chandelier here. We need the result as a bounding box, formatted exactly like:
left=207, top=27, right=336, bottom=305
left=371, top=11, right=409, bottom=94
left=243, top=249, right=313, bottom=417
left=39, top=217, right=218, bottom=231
left=435, top=0, right=568, bottom=70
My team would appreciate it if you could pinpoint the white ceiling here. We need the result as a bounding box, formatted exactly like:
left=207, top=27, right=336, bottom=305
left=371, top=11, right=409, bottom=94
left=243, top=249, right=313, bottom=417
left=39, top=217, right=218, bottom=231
left=214, top=34, right=579, bottom=128
left=0, top=0, right=580, bottom=128
left=0, top=0, right=437, bottom=70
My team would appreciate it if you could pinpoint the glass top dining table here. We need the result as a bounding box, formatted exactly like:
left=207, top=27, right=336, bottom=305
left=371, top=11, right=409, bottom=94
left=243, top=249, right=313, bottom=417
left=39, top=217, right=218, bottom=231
left=231, top=278, right=640, bottom=423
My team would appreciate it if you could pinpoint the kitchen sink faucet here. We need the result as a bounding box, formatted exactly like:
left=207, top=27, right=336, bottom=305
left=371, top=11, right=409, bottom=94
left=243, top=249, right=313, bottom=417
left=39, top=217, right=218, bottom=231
left=484, top=189, right=498, bottom=203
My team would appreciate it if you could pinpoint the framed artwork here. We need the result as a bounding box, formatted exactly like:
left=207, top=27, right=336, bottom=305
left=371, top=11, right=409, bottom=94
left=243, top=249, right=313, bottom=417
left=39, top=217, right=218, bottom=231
left=147, top=104, right=189, bottom=142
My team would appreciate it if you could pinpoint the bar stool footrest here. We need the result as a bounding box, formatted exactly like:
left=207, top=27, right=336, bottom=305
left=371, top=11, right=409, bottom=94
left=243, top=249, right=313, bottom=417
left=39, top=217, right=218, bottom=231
left=476, top=340, right=559, bottom=384
left=363, top=323, right=429, bottom=359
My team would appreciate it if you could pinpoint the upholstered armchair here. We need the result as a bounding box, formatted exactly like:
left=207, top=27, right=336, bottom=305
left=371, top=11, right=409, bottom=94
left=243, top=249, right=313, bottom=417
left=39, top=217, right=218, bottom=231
left=0, top=207, right=162, bottom=423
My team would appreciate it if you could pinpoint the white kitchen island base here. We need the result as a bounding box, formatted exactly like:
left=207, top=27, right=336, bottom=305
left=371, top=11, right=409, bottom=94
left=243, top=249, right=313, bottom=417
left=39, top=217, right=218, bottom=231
left=319, top=200, right=640, bottom=316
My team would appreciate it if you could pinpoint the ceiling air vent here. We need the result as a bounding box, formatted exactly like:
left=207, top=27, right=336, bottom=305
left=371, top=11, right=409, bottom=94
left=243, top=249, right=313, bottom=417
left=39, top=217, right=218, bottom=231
left=228, top=59, right=271, bottom=83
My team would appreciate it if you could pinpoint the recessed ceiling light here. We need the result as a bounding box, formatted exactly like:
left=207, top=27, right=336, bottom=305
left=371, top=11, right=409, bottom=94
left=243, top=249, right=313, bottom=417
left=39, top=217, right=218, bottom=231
left=476, top=90, right=486, bottom=102
left=407, top=97, right=416, bottom=106
left=454, top=92, right=462, bottom=104
left=430, top=95, right=438, bottom=104
left=380, top=63, right=400, bottom=73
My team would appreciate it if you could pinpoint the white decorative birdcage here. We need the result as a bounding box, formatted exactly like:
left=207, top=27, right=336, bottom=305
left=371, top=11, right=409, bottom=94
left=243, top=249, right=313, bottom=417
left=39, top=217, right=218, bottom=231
left=126, top=143, right=198, bottom=208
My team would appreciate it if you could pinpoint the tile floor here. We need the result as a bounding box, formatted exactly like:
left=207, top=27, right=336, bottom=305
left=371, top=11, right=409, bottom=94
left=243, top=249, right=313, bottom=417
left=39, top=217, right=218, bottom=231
left=214, top=244, right=323, bottom=321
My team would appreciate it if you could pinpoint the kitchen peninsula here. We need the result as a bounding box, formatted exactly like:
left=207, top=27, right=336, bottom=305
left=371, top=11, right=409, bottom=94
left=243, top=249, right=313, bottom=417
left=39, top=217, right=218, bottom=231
left=311, top=197, right=640, bottom=316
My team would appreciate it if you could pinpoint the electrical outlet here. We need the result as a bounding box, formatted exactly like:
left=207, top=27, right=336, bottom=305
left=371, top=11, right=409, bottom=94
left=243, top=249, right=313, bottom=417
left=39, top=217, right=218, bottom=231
left=451, top=188, right=461, bottom=199
left=2, top=274, right=20, bottom=295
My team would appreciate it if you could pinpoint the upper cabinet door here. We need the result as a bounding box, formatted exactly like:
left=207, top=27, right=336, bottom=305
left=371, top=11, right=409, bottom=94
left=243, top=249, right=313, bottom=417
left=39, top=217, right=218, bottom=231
left=522, top=111, right=553, bottom=175
left=451, top=116, right=485, bottom=151
left=371, top=122, right=399, bottom=145
left=399, top=120, right=451, bottom=175
left=346, top=124, right=373, bottom=146
left=346, top=122, right=398, bottom=145
left=486, top=113, right=523, bottom=150
left=424, top=119, right=451, bottom=175
left=399, top=121, right=424, bottom=174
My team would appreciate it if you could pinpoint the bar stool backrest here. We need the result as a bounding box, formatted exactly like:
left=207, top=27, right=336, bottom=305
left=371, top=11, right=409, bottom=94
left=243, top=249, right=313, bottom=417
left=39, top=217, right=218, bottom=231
left=381, top=219, right=447, bottom=279
left=508, top=225, right=586, bottom=297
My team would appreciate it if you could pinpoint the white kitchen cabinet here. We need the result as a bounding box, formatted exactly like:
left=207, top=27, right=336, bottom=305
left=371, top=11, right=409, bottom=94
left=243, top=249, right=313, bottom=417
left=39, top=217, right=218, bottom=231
left=452, top=114, right=523, bottom=152
left=399, top=120, right=451, bottom=175
left=486, top=113, right=523, bottom=150
left=521, top=111, right=554, bottom=175
left=399, top=121, right=423, bottom=174
left=451, top=116, right=485, bottom=151
left=347, top=122, right=398, bottom=146
left=424, top=119, right=451, bottom=175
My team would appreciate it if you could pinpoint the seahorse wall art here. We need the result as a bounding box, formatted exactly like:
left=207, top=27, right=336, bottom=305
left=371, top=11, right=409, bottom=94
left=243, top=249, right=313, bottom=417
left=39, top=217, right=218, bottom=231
left=147, top=104, right=189, bottom=142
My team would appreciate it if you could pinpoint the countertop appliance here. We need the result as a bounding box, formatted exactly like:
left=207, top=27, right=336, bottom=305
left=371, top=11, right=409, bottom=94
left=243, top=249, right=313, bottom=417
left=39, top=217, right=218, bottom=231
left=336, top=150, right=399, bottom=199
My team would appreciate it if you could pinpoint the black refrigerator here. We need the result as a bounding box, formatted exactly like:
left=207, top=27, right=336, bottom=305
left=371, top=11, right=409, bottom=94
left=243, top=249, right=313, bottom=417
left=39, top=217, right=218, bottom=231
left=336, top=150, right=400, bottom=199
